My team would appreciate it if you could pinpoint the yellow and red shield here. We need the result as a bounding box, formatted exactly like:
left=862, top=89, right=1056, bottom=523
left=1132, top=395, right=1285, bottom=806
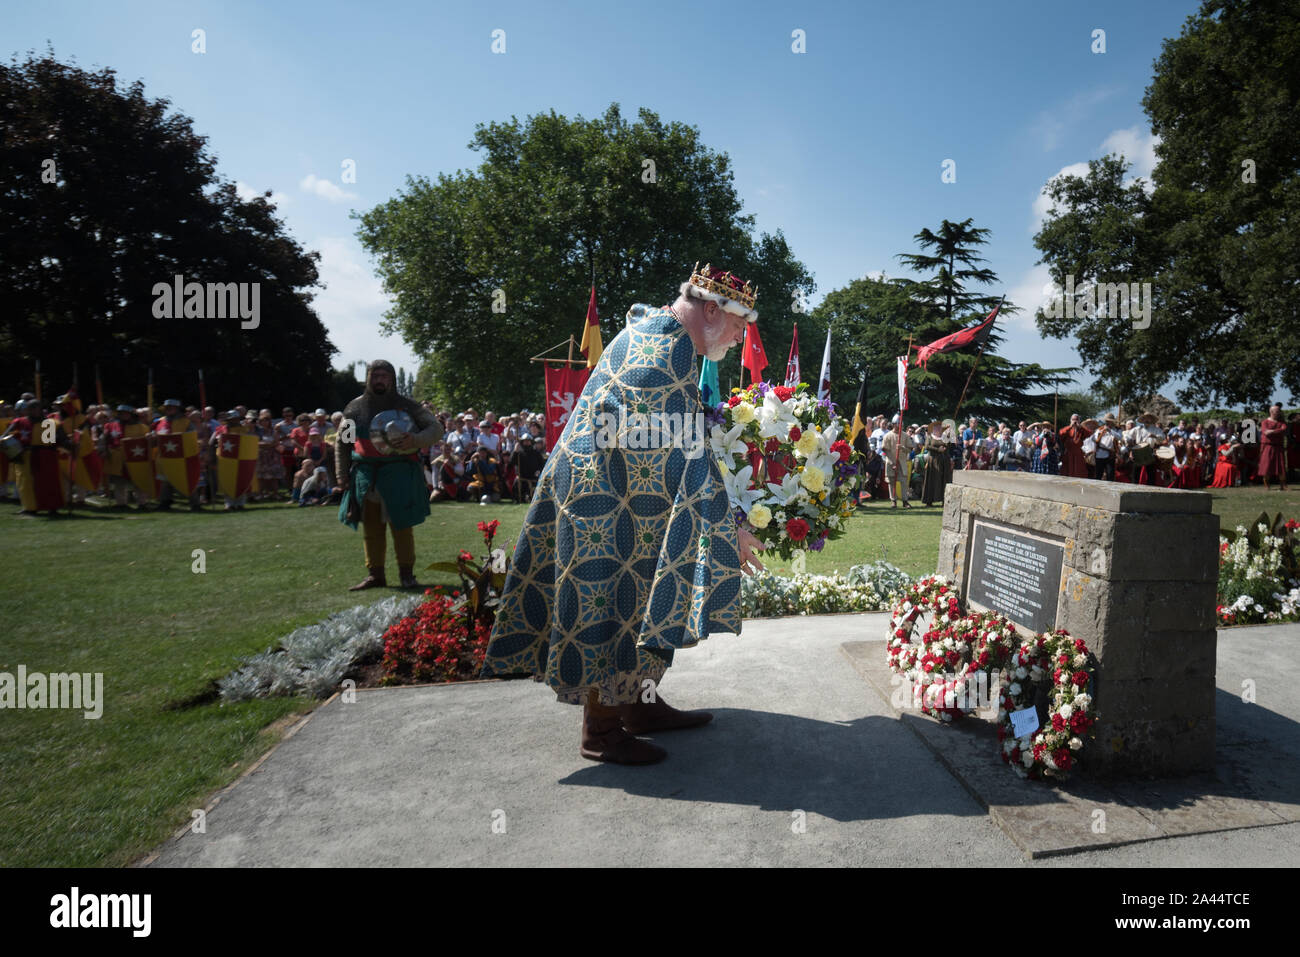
left=217, top=431, right=259, bottom=498
left=157, top=431, right=200, bottom=497
left=121, top=436, right=156, bottom=495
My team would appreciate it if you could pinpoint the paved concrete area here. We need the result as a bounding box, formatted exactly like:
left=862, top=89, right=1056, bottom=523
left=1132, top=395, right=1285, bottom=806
left=144, top=616, right=1300, bottom=867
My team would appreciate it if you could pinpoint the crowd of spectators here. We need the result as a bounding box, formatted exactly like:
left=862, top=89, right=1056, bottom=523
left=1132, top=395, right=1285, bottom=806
left=853, top=407, right=1300, bottom=502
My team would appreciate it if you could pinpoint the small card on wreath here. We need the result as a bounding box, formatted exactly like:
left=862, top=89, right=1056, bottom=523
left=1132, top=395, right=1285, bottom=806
left=1009, top=706, right=1040, bottom=739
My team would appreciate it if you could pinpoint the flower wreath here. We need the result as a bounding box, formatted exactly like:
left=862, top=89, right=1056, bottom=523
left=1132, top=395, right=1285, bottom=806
left=997, top=630, right=1098, bottom=779
left=913, top=609, right=1019, bottom=721
left=886, top=575, right=961, bottom=676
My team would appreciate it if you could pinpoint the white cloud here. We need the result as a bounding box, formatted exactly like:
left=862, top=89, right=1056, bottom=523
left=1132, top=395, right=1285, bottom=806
left=1005, top=263, right=1057, bottom=332
left=310, top=236, right=419, bottom=378
left=300, top=173, right=359, bottom=204
left=1099, top=126, right=1160, bottom=184
left=1031, top=162, right=1090, bottom=232
left=234, top=180, right=290, bottom=207
left=1031, top=127, right=1162, bottom=233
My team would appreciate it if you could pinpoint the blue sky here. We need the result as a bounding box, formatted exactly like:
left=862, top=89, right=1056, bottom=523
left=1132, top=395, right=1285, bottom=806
left=9, top=0, right=1201, bottom=394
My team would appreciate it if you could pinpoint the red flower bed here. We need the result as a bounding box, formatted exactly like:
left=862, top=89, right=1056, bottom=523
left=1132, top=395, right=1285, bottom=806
left=380, top=588, right=492, bottom=685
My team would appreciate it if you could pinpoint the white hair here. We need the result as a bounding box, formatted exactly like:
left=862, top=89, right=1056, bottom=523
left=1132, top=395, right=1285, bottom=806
left=678, top=281, right=758, bottom=322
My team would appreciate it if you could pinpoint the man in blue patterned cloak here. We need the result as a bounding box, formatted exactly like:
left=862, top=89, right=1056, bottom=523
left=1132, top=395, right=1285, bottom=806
left=481, top=264, right=767, bottom=765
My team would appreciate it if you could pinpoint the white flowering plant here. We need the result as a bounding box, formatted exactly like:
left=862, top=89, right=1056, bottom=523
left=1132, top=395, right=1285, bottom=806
left=740, top=563, right=912, bottom=618
left=708, top=381, right=861, bottom=560
left=1216, top=513, right=1300, bottom=625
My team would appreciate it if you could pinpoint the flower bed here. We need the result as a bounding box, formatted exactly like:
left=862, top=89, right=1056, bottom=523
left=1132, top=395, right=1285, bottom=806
left=739, top=561, right=912, bottom=618
left=217, top=593, right=425, bottom=702
left=379, top=588, right=492, bottom=684
left=1216, top=513, right=1300, bottom=625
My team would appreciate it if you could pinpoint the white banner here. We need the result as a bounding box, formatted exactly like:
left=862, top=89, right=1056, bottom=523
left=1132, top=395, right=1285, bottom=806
left=897, top=355, right=909, bottom=411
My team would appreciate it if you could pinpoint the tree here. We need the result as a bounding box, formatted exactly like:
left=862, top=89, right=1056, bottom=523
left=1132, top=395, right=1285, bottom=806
left=811, top=219, right=1069, bottom=425
left=811, top=269, right=1071, bottom=426
left=354, top=104, right=813, bottom=411
left=0, top=50, right=336, bottom=409
left=1033, top=0, right=1300, bottom=408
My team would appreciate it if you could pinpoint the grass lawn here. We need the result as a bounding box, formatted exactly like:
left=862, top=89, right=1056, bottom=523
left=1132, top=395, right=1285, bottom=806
left=2, top=482, right=1297, bottom=866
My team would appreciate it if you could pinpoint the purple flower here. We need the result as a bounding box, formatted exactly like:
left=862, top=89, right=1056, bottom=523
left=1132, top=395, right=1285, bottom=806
left=753, top=381, right=772, bottom=396
left=808, top=534, right=827, bottom=552
left=705, top=404, right=727, bottom=425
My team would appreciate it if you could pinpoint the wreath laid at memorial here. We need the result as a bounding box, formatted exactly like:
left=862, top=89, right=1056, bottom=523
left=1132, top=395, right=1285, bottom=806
left=886, top=575, right=1099, bottom=780
left=709, top=381, right=860, bottom=560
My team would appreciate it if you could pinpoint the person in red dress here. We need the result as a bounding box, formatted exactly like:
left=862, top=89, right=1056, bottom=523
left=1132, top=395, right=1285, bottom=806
left=1210, top=437, right=1242, bottom=488
left=1258, top=404, right=1289, bottom=490
left=1058, top=413, right=1092, bottom=478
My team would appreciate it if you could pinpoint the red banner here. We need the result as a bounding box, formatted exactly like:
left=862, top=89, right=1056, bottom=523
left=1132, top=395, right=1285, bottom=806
left=544, top=363, right=589, bottom=452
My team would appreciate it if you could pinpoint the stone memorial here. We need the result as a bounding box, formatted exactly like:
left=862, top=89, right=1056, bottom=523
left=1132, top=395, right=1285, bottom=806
left=937, top=470, right=1219, bottom=777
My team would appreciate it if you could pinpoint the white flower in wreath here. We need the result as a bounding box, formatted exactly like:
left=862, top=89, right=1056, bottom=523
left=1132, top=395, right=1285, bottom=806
left=710, top=422, right=748, bottom=461
left=1021, top=750, right=1035, bottom=768
left=1059, top=703, right=1073, bottom=720
left=1072, top=654, right=1087, bottom=668
left=722, top=463, right=765, bottom=513
left=1009, top=682, right=1022, bottom=696
left=757, top=392, right=798, bottom=440
left=1074, top=693, right=1091, bottom=709
left=731, top=401, right=757, bottom=425
left=766, top=471, right=804, bottom=507
left=1015, top=666, right=1027, bottom=679
left=1069, top=736, right=1083, bottom=750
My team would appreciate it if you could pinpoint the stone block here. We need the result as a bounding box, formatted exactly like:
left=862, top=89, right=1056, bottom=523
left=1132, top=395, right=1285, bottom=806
left=1110, top=514, right=1220, bottom=583
left=936, top=529, right=966, bottom=581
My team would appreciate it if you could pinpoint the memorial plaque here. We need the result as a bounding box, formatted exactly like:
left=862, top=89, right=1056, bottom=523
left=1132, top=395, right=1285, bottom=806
left=964, top=519, right=1064, bottom=633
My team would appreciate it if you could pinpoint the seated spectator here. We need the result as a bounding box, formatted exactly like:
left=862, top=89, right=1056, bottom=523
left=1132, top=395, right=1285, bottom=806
left=290, top=457, right=316, bottom=503
left=430, top=444, right=465, bottom=502
left=298, top=465, right=335, bottom=505
left=510, top=434, right=544, bottom=503
left=466, top=446, right=501, bottom=503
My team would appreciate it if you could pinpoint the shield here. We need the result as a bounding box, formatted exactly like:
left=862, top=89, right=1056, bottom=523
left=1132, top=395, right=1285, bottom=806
left=122, top=436, right=156, bottom=495
left=217, top=431, right=259, bottom=498
left=368, top=410, right=414, bottom=455
left=157, top=431, right=200, bottom=496
left=59, top=426, right=104, bottom=491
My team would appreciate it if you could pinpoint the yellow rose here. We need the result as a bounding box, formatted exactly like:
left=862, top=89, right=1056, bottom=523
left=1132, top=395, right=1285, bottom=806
left=732, top=401, right=756, bottom=424
left=800, top=467, right=826, bottom=493
left=795, top=430, right=820, bottom=456
left=747, top=503, right=772, bottom=529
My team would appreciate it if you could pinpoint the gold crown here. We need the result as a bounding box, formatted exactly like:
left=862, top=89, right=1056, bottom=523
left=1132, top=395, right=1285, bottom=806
left=689, top=262, right=758, bottom=310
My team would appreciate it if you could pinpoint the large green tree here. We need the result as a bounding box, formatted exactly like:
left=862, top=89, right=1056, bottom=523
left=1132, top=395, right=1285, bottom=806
left=354, top=104, right=813, bottom=411
left=811, top=220, right=1069, bottom=425
left=1033, top=0, right=1300, bottom=408
left=0, top=51, right=336, bottom=408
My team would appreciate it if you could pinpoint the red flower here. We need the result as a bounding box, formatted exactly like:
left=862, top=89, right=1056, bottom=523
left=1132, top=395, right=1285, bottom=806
left=773, top=386, right=795, bottom=401
left=1057, top=653, right=1069, bottom=666
left=458, top=550, right=474, bottom=563
left=831, top=439, right=852, bottom=461
left=477, top=519, right=500, bottom=545
left=789, top=426, right=801, bottom=441
left=1052, top=748, right=1073, bottom=771
left=1071, top=670, right=1089, bottom=688
left=786, top=517, right=809, bottom=542
left=764, top=437, right=781, bottom=455
left=727, top=395, right=744, bottom=407
left=1051, top=713, right=1066, bottom=731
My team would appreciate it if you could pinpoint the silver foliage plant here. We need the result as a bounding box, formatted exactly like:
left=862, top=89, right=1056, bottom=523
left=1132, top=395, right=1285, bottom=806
left=218, top=593, right=425, bottom=702
left=739, top=561, right=913, bottom=618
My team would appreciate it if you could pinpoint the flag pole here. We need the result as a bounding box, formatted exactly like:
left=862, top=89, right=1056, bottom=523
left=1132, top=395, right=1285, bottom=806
left=34, top=359, right=41, bottom=402
left=95, top=364, right=104, bottom=406
left=198, top=368, right=207, bottom=411
left=896, top=336, right=913, bottom=503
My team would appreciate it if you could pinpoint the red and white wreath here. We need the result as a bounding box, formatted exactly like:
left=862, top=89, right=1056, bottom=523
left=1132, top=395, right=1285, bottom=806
left=997, top=629, right=1098, bottom=779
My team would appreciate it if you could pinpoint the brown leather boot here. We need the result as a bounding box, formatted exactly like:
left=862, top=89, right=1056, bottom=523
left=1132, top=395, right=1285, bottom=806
left=581, top=699, right=667, bottom=765
left=617, top=694, right=713, bottom=734
left=398, top=564, right=420, bottom=589
left=349, top=568, right=386, bottom=590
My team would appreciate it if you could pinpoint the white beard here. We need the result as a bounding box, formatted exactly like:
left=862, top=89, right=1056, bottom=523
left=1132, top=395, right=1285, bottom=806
left=701, top=318, right=735, bottom=361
